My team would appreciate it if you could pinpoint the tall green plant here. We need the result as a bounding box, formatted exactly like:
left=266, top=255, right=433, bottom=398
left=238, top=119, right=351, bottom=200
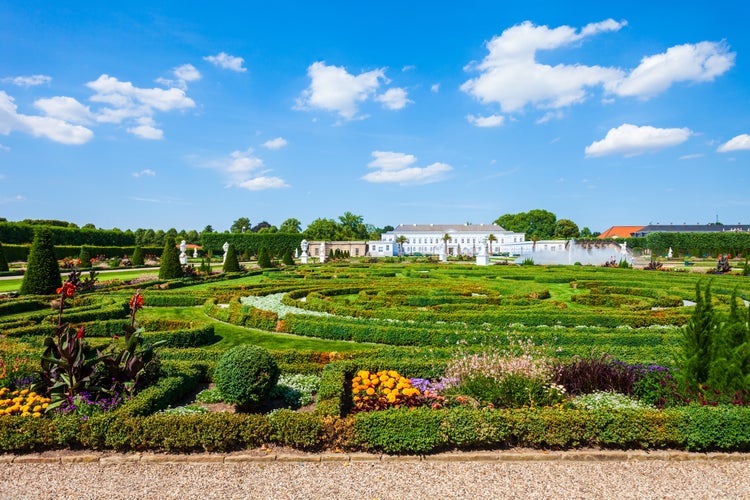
left=282, top=247, right=295, bottom=266
left=223, top=243, right=240, bottom=272
left=131, top=246, right=145, bottom=266
left=677, top=282, right=715, bottom=390
left=20, top=227, right=62, bottom=295
left=707, top=291, right=750, bottom=395
left=78, top=245, right=91, bottom=266
left=0, top=241, right=8, bottom=272
left=158, top=236, right=183, bottom=279
left=257, top=246, right=273, bottom=269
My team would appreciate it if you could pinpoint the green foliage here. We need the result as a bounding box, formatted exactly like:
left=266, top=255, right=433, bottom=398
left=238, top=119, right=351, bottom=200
left=677, top=283, right=715, bottom=390
left=158, top=236, right=183, bottom=280
left=0, top=241, right=8, bottom=272
left=20, top=228, right=62, bottom=295
left=222, top=243, right=240, bottom=273
left=282, top=247, right=295, bottom=266
left=131, top=246, right=145, bottom=266
left=78, top=245, right=91, bottom=265
left=257, top=246, right=273, bottom=269
left=495, top=209, right=557, bottom=240
left=0, top=221, right=136, bottom=246
left=214, top=345, right=279, bottom=409
left=230, top=217, right=251, bottom=234
left=269, top=409, right=322, bottom=449
left=200, top=232, right=303, bottom=256
left=279, top=218, right=302, bottom=233
left=554, top=219, right=580, bottom=239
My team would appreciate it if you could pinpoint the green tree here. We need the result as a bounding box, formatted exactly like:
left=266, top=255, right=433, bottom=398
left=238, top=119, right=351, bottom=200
left=20, top=228, right=62, bottom=295
left=279, top=218, right=302, bottom=233
left=78, top=246, right=91, bottom=266
left=396, top=235, right=408, bottom=257
left=282, top=247, right=295, bottom=266
left=337, top=212, right=368, bottom=240
left=257, top=247, right=273, bottom=269
left=442, top=233, right=451, bottom=256
left=487, top=234, right=497, bottom=255
left=223, top=243, right=240, bottom=272
left=158, top=236, right=183, bottom=279
left=580, top=227, right=593, bottom=238
left=304, top=218, right=338, bottom=240
left=0, top=241, right=8, bottom=272
left=495, top=209, right=557, bottom=240
left=252, top=221, right=272, bottom=232
left=230, top=217, right=251, bottom=233
left=677, top=282, right=715, bottom=390
left=202, top=225, right=214, bottom=234
left=131, top=246, right=145, bottom=266
left=554, top=219, right=581, bottom=239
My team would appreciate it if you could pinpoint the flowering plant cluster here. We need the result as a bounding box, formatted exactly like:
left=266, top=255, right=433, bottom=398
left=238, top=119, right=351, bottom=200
left=352, top=370, right=421, bottom=412
left=0, top=388, right=50, bottom=417
left=0, top=355, right=35, bottom=390
left=55, top=390, right=126, bottom=420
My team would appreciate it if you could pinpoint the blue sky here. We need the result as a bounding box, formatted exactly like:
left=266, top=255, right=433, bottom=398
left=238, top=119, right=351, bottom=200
left=1, top=1, right=749, bottom=233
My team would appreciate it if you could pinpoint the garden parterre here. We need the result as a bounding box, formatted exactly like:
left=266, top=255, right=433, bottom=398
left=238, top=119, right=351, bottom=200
left=1, top=261, right=750, bottom=454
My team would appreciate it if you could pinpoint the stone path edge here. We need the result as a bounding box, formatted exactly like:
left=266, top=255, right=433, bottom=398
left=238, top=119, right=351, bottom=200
left=3, top=450, right=750, bottom=464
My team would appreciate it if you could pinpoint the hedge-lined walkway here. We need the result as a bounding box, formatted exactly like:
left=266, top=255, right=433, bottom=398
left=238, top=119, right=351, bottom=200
left=2, top=450, right=750, bottom=499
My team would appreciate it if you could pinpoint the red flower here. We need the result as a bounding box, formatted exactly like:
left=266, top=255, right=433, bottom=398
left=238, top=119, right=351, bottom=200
left=129, top=291, right=144, bottom=311
left=58, top=282, right=76, bottom=298
left=76, top=326, right=85, bottom=339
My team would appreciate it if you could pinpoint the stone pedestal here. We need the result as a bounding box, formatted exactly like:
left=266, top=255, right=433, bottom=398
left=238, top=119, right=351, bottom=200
left=476, top=254, right=490, bottom=266
left=300, top=253, right=309, bottom=264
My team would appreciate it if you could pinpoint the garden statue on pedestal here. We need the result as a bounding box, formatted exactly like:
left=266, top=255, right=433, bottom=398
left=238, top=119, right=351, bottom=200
left=222, top=241, right=229, bottom=264
left=319, top=241, right=326, bottom=263
left=179, top=240, right=188, bottom=265
left=193, top=247, right=198, bottom=259
left=300, top=239, right=309, bottom=264
left=476, top=237, right=490, bottom=266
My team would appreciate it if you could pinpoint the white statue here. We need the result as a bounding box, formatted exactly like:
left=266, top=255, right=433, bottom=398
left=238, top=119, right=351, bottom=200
left=621, top=241, right=628, bottom=254
left=319, top=241, right=326, bottom=263
left=179, top=240, right=188, bottom=265
left=300, top=239, right=309, bottom=264
left=193, top=247, right=198, bottom=259
left=222, top=241, right=230, bottom=264
left=668, top=247, right=673, bottom=259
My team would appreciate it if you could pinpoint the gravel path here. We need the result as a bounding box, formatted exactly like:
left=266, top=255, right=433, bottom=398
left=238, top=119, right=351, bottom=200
left=3, top=453, right=750, bottom=499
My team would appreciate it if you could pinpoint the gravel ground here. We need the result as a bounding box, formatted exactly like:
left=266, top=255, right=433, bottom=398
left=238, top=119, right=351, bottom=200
left=3, top=457, right=750, bottom=499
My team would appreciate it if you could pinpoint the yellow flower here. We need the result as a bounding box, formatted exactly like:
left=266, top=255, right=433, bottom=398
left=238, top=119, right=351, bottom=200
left=366, top=388, right=375, bottom=396
left=33, top=405, right=41, bottom=413
left=32, top=412, right=41, bottom=418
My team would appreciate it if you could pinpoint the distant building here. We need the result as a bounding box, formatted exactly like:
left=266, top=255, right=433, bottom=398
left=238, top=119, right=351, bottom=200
left=368, top=223, right=528, bottom=257
left=306, top=241, right=368, bottom=258
left=598, top=226, right=645, bottom=239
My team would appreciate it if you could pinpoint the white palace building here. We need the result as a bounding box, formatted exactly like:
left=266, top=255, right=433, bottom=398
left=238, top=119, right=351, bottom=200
left=368, top=223, right=566, bottom=257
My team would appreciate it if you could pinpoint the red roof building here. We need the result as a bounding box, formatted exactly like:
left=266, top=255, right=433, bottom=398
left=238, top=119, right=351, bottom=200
left=597, top=226, right=645, bottom=239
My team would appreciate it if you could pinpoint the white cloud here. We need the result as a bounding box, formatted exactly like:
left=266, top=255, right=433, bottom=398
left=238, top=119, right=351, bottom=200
left=204, top=52, right=247, bottom=72
left=717, top=134, right=750, bottom=153
left=207, top=148, right=289, bottom=191
left=461, top=20, right=626, bottom=113
left=158, top=64, right=202, bottom=90
left=2, top=75, right=52, bottom=87
left=680, top=153, right=704, bottom=160
left=607, top=42, right=735, bottom=98
left=0, top=91, right=93, bottom=145
left=127, top=117, right=163, bottom=140
left=87, top=75, right=195, bottom=115
left=363, top=151, right=452, bottom=185
left=585, top=123, right=692, bottom=157
left=296, top=61, right=388, bottom=119
left=34, top=96, right=93, bottom=124
left=0, top=144, right=9, bottom=152
left=85, top=74, right=195, bottom=138
left=430, top=83, right=440, bottom=93
left=262, top=137, right=288, bottom=150
left=132, top=169, right=156, bottom=178
left=467, top=114, right=505, bottom=127
left=237, top=176, right=289, bottom=190
left=174, top=64, right=201, bottom=83
left=376, top=87, right=412, bottom=110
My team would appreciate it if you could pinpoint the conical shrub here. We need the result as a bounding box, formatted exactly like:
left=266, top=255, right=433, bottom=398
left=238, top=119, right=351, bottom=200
left=223, top=243, right=240, bottom=272
left=158, top=236, right=183, bottom=279
left=20, top=228, right=62, bottom=295
left=257, top=247, right=273, bottom=269
left=131, top=246, right=145, bottom=266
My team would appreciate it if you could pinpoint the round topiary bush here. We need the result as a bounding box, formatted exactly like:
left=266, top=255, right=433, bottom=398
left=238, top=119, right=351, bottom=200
left=214, top=345, right=279, bottom=408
